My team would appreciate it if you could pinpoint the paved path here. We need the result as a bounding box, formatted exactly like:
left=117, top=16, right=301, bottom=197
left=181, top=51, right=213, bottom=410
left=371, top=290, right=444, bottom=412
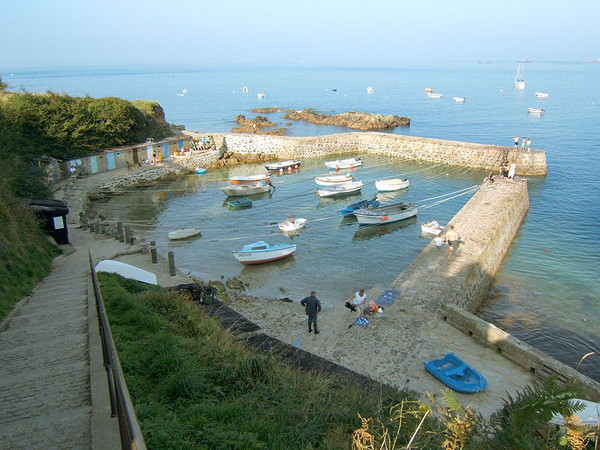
left=0, top=241, right=92, bottom=448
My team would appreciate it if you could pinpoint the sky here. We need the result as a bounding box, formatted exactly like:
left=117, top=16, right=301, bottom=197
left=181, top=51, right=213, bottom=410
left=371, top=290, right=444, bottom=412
left=1, top=0, right=599, bottom=69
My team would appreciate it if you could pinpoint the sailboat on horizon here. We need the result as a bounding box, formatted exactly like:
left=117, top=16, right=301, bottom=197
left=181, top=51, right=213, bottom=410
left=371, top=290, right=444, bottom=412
left=514, top=60, right=526, bottom=90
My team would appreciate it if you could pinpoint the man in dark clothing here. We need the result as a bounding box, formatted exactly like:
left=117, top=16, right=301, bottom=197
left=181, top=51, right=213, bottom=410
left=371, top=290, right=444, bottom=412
left=300, top=291, right=322, bottom=334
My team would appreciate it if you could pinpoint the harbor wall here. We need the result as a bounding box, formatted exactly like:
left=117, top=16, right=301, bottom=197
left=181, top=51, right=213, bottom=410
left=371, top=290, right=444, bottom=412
left=213, top=132, right=548, bottom=176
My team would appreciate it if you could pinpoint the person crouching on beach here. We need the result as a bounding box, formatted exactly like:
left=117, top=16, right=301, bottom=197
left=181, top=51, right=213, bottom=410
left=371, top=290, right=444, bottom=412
left=345, top=289, right=366, bottom=312
left=301, top=291, right=322, bottom=334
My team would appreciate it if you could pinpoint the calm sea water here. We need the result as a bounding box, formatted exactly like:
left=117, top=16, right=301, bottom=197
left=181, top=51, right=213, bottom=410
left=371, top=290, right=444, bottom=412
left=6, top=61, right=599, bottom=380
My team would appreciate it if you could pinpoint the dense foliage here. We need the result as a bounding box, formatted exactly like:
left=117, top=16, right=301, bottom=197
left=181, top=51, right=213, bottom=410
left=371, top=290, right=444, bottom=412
left=0, top=91, right=172, bottom=161
left=0, top=166, right=60, bottom=320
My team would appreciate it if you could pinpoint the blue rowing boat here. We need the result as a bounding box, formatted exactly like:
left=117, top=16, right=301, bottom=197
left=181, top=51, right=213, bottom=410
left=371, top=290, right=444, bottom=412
left=423, top=353, right=487, bottom=394
left=340, top=198, right=380, bottom=217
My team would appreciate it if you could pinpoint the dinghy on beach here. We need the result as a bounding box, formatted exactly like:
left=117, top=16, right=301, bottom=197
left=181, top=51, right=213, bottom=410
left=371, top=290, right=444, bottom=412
left=424, top=353, right=487, bottom=394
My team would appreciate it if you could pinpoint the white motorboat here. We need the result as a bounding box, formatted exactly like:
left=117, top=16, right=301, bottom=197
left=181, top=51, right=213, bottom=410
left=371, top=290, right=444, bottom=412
left=278, top=217, right=307, bottom=233
left=229, top=174, right=271, bottom=185
left=535, top=92, right=549, bottom=98
left=265, top=160, right=301, bottom=172
left=514, top=60, right=526, bottom=89
left=257, top=92, right=265, bottom=99
left=317, top=181, right=363, bottom=197
left=420, top=221, right=444, bottom=236
left=453, top=97, right=466, bottom=102
left=314, top=173, right=354, bottom=186
left=353, top=202, right=418, bottom=225
left=427, top=93, right=443, bottom=99
left=168, top=227, right=202, bottom=240
left=366, top=86, right=374, bottom=94
left=95, top=260, right=158, bottom=285
left=233, top=241, right=296, bottom=265
left=325, top=157, right=363, bottom=170
left=375, top=178, right=409, bottom=192
left=221, top=182, right=272, bottom=197
left=527, top=107, right=545, bottom=115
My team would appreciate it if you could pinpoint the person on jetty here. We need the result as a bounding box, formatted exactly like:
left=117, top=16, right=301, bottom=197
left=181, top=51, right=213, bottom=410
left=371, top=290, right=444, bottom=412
left=444, top=226, right=461, bottom=260
left=434, top=234, right=444, bottom=254
left=366, top=300, right=383, bottom=314
left=345, top=289, right=367, bottom=312
left=300, top=291, right=321, bottom=334
left=486, top=171, right=494, bottom=185
left=513, top=136, right=519, bottom=149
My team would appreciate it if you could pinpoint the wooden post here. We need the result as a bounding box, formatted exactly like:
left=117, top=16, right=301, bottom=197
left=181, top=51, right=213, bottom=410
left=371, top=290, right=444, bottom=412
left=117, top=222, right=124, bottom=242
left=124, top=226, right=132, bottom=245
left=95, top=221, right=100, bottom=234
left=168, top=252, right=176, bottom=276
left=150, top=241, right=158, bottom=264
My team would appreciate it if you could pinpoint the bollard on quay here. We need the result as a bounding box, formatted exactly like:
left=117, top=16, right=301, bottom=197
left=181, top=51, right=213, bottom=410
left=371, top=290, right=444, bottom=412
left=150, top=241, right=158, bottom=264
left=117, top=221, right=124, bottom=242
left=168, top=251, right=176, bottom=276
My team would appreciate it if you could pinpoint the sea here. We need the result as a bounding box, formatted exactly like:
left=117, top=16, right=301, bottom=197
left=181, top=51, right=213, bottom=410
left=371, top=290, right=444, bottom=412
left=5, top=61, right=599, bottom=381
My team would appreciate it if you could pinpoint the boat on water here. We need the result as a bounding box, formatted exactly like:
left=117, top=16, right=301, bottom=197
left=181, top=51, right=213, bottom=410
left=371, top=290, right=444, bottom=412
left=229, top=174, right=271, bottom=185
left=340, top=198, right=380, bottom=217
left=427, top=92, right=443, bottom=99
left=265, top=160, right=301, bottom=172
left=168, top=227, right=202, bottom=240
left=366, top=86, right=374, bottom=94
left=425, top=88, right=434, bottom=93
left=233, top=241, right=296, bottom=265
left=535, top=92, right=549, bottom=99
left=228, top=198, right=252, bottom=209
left=423, top=353, right=487, bottom=394
left=325, top=157, right=363, bottom=170
left=420, top=220, right=444, bottom=236
left=353, top=201, right=418, bottom=225
left=95, top=260, right=158, bottom=285
left=314, top=173, right=354, bottom=186
left=375, top=178, right=409, bottom=192
left=514, top=60, right=526, bottom=89
left=278, top=217, right=307, bottom=232
left=221, top=182, right=272, bottom=197
left=317, top=181, right=363, bottom=198
left=528, top=107, right=545, bottom=115
left=257, top=92, right=265, bottom=99
left=453, top=96, right=466, bottom=102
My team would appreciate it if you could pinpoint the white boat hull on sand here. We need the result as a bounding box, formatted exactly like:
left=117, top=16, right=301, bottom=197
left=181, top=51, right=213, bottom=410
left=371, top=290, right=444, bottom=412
left=95, top=260, right=158, bottom=285
left=168, top=227, right=202, bottom=240
left=375, top=178, right=409, bottom=192
left=354, top=202, right=418, bottom=225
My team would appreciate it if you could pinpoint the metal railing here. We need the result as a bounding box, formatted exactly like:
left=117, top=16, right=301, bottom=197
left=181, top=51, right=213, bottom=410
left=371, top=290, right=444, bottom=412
left=89, top=251, right=147, bottom=450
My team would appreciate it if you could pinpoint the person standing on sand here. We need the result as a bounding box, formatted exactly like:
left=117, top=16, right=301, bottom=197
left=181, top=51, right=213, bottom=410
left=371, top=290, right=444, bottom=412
left=300, top=291, right=321, bottom=334
left=444, top=226, right=461, bottom=260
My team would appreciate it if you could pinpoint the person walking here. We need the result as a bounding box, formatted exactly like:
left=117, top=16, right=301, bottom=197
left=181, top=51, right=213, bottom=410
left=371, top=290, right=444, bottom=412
left=300, top=291, right=322, bottom=334
left=444, top=226, right=461, bottom=260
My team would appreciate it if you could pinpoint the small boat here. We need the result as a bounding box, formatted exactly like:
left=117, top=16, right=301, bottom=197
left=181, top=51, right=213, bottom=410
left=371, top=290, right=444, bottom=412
left=257, top=92, right=265, bottom=99
left=425, top=88, right=434, bottom=93
left=353, top=201, right=418, bottom=225
left=314, top=173, right=354, bottom=186
left=535, top=92, right=549, bottom=98
left=453, top=97, right=466, bottom=102
left=221, top=182, right=272, bottom=197
left=233, top=241, right=296, bottom=265
left=168, top=227, right=202, bottom=240
left=375, top=178, right=409, bottom=192
left=95, top=260, right=158, bottom=285
left=340, top=198, right=380, bottom=217
left=229, top=174, right=271, bottom=185
left=228, top=198, right=252, bottom=209
left=514, top=60, right=526, bottom=89
left=265, top=160, right=301, bottom=172
left=195, top=167, right=206, bottom=174
left=366, top=86, right=374, bottom=94
left=423, top=353, right=487, bottom=394
left=527, top=107, right=545, bottom=115
left=278, top=217, right=307, bottom=232
left=427, top=93, right=443, bottom=99
left=325, top=157, right=363, bottom=170
left=420, top=221, right=444, bottom=236
left=317, top=181, right=363, bottom=198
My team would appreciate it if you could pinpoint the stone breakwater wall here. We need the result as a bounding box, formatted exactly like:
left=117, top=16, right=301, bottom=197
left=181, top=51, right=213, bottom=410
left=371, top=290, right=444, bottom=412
left=389, top=178, right=530, bottom=313
left=212, top=132, right=548, bottom=176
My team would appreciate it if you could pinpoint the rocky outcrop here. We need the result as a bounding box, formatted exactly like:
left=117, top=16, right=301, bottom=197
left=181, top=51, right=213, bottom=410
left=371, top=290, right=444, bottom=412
left=282, top=108, right=410, bottom=130
left=231, top=114, right=286, bottom=135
